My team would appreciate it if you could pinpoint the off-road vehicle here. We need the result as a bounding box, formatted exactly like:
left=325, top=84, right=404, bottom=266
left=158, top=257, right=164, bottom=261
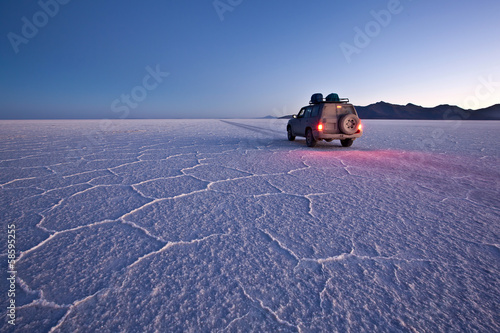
left=287, top=93, right=363, bottom=147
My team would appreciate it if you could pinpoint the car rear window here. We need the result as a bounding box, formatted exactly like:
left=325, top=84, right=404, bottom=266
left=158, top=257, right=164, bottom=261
left=322, top=104, right=355, bottom=117
left=321, top=104, right=337, bottom=118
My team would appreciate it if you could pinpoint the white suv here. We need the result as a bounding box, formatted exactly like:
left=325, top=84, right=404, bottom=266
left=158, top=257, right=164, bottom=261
left=287, top=93, right=363, bottom=147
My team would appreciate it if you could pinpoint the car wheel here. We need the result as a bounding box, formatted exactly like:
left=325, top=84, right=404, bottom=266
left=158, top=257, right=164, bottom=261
left=340, top=138, right=354, bottom=147
left=339, top=114, right=359, bottom=135
left=306, top=129, right=316, bottom=147
left=287, top=126, right=295, bottom=141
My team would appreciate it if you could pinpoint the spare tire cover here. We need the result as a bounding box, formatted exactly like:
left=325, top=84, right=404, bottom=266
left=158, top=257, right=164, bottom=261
left=339, top=114, right=359, bottom=135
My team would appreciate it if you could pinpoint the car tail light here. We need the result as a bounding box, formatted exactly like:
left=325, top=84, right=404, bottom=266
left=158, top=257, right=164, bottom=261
left=318, top=124, right=323, bottom=131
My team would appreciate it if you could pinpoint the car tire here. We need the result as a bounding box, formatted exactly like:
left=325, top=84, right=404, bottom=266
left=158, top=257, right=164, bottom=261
left=340, top=138, right=354, bottom=147
left=339, top=114, right=359, bottom=135
left=287, top=126, right=295, bottom=141
left=306, top=129, right=316, bottom=147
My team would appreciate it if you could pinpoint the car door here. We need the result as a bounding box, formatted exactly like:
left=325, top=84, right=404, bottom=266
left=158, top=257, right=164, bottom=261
left=291, top=108, right=306, bottom=135
left=301, top=106, right=313, bottom=136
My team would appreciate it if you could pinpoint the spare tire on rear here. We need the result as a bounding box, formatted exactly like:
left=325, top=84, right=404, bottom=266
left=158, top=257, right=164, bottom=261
left=339, top=114, right=359, bottom=135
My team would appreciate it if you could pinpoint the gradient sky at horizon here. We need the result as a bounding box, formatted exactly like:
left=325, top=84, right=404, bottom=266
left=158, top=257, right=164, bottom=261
left=1, top=0, right=499, bottom=119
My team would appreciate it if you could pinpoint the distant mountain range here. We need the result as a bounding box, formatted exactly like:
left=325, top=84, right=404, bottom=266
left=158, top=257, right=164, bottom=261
left=275, top=102, right=500, bottom=120
left=355, top=102, right=500, bottom=120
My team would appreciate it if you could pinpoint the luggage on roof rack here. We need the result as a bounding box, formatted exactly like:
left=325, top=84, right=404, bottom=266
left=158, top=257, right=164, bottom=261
left=325, top=93, right=340, bottom=102
left=310, top=93, right=349, bottom=104
left=310, top=93, right=323, bottom=104
left=326, top=93, right=349, bottom=103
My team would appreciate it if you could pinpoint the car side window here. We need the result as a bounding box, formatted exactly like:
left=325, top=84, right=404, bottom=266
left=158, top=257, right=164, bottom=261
left=311, top=105, right=320, bottom=117
left=297, top=108, right=305, bottom=118
left=304, top=107, right=312, bottom=118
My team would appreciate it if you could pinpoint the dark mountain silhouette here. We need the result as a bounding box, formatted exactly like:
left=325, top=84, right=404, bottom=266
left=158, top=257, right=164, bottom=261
left=354, top=102, right=500, bottom=120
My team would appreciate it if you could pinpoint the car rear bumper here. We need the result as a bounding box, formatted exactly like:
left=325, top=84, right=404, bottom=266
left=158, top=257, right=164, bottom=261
left=314, top=130, right=363, bottom=140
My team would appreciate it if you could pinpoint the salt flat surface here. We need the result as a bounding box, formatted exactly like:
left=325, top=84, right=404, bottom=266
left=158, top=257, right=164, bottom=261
left=1, top=119, right=499, bottom=332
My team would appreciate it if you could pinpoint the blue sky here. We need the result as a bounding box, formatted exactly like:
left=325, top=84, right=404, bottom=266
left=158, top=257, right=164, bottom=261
left=1, top=0, right=499, bottom=119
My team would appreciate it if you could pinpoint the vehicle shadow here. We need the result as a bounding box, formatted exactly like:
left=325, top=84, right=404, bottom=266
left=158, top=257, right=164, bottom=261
left=220, top=120, right=371, bottom=151
left=219, top=120, right=281, bottom=136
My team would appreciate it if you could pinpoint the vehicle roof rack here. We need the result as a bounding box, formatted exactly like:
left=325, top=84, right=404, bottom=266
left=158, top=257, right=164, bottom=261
left=310, top=93, right=349, bottom=104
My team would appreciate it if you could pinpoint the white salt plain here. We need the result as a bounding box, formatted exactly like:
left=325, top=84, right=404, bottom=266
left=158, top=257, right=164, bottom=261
left=0, top=119, right=499, bottom=332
